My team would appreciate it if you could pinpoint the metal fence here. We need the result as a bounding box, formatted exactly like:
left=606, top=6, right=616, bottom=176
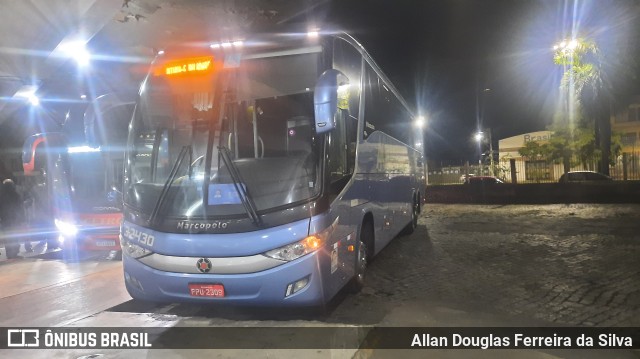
left=428, top=151, right=640, bottom=185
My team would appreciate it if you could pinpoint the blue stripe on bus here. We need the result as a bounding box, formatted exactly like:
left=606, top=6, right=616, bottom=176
left=122, top=217, right=311, bottom=257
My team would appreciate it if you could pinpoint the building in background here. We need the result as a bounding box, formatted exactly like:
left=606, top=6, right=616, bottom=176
left=498, top=130, right=559, bottom=183
left=497, top=102, right=640, bottom=182
left=611, top=96, right=640, bottom=178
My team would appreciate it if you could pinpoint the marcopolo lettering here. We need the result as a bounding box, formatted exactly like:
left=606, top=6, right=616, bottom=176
left=177, top=221, right=229, bottom=230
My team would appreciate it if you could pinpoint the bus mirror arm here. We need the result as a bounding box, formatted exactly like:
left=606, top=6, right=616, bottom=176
left=314, top=69, right=348, bottom=134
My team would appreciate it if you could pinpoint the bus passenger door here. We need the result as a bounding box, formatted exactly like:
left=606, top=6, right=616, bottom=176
left=324, top=109, right=359, bottom=297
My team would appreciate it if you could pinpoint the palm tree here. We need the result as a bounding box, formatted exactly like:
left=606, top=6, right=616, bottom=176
left=554, top=38, right=611, bottom=173
left=553, top=4, right=640, bottom=175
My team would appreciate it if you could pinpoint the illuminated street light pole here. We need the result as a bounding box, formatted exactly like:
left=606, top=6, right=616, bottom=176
left=415, top=115, right=427, bottom=185
left=474, top=131, right=483, bottom=174
left=487, top=129, right=494, bottom=176
left=475, top=130, right=494, bottom=176
left=476, top=85, right=492, bottom=176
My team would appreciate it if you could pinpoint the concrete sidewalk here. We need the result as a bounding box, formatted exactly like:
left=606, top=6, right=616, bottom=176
left=4, top=300, right=637, bottom=358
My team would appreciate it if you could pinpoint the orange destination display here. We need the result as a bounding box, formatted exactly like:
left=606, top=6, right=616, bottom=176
left=159, top=56, right=214, bottom=76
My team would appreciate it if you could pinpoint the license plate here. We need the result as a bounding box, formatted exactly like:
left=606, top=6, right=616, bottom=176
left=95, top=240, right=116, bottom=247
left=189, top=284, right=225, bottom=297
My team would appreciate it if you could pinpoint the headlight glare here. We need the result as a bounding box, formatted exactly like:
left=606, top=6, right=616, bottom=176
left=264, top=235, right=324, bottom=262
left=55, top=219, right=78, bottom=236
left=121, top=237, right=153, bottom=259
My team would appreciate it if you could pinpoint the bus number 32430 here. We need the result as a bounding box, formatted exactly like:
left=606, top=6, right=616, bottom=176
left=123, top=226, right=155, bottom=247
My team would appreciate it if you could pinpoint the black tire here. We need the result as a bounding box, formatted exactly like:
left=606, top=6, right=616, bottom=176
left=346, top=240, right=367, bottom=293
left=400, top=197, right=419, bottom=236
left=347, top=220, right=373, bottom=293
left=5, top=244, right=20, bottom=259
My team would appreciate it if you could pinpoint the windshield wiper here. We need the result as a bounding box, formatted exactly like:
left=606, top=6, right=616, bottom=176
left=218, top=145, right=262, bottom=226
left=148, top=145, right=192, bottom=226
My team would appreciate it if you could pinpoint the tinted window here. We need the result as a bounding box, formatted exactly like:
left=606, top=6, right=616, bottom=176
left=586, top=172, right=608, bottom=181
left=363, top=63, right=380, bottom=139
left=327, top=109, right=357, bottom=195
left=363, top=62, right=413, bottom=144
left=569, top=173, right=585, bottom=181
left=333, top=38, right=362, bottom=118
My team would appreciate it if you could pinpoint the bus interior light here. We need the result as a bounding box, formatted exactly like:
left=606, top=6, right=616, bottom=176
left=210, top=40, right=243, bottom=49
left=67, top=145, right=101, bottom=153
left=59, top=40, right=91, bottom=66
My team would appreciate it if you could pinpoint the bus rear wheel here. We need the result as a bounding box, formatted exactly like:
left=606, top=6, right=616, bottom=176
left=400, top=197, right=419, bottom=236
left=346, top=240, right=367, bottom=293
left=347, top=222, right=372, bottom=293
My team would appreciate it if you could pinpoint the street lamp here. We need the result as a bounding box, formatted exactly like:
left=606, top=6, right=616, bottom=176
left=415, top=115, right=428, bottom=185
left=553, top=39, right=580, bottom=53
left=59, top=40, right=91, bottom=67
left=475, top=130, right=494, bottom=176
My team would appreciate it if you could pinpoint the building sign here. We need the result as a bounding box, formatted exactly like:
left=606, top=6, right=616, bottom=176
left=499, top=130, right=554, bottom=154
left=160, top=57, right=214, bottom=76
left=524, top=133, right=552, bottom=143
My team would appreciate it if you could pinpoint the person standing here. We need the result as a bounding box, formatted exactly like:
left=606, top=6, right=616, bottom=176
left=0, top=179, right=28, bottom=258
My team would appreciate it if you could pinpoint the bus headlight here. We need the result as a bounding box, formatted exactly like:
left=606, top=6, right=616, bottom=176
left=263, top=235, right=324, bottom=262
left=55, top=219, right=78, bottom=236
left=121, top=237, right=153, bottom=259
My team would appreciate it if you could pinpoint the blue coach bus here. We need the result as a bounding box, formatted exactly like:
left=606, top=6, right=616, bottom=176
left=121, top=31, right=425, bottom=306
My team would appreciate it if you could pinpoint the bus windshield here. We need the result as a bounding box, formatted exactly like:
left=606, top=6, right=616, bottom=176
left=48, top=148, right=123, bottom=213
left=125, top=49, right=322, bottom=221
left=69, top=151, right=122, bottom=211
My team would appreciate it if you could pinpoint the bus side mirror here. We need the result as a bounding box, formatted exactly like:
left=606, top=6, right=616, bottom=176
left=314, top=69, right=349, bottom=134
left=107, top=185, right=123, bottom=204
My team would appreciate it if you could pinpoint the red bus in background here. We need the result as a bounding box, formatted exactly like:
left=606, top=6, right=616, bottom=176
left=22, top=94, right=134, bottom=258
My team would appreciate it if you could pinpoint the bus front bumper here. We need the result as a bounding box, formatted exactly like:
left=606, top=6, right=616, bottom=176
left=58, top=231, right=121, bottom=252
left=122, top=251, right=326, bottom=306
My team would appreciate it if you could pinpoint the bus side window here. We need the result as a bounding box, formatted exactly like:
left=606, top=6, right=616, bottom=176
left=363, top=63, right=380, bottom=140
left=345, top=111, right=357, bottom=174
left=327, top=109, right=357, bottom=195
left=328, top=38, right=362, bottom=195
left=328, top=112, right=346, bottom=182
left=333, top=38, right=362, bottom=119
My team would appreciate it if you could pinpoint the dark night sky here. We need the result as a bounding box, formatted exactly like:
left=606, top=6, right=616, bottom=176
left=2, top=0, right=637, bottom=167
left=322, top=0, right=640, bottom=165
